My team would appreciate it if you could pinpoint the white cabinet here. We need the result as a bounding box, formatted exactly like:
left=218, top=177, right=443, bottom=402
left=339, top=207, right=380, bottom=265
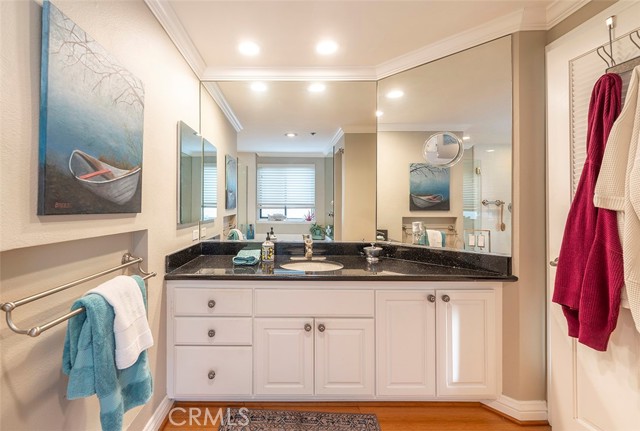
left=376, top=291, right=436, bottom=397
left=167, top=280, right=501, bottom=401
left=254, top=317, right=375, bottom=396
left=254, top=318, right=314, bottom=395
left=436, top=290, right=496, bottom=397
left=376, top=289, right=498, bottom=399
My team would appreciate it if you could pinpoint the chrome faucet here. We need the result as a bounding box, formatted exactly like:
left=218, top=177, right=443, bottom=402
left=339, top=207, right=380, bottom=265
left=302, top=234, right=313, bottom=259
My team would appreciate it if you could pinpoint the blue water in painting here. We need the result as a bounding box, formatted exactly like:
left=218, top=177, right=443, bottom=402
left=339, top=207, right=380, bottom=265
left=409, top=164, right=450, bottom=199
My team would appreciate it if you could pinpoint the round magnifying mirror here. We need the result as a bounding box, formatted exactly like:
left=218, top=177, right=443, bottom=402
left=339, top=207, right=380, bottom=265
left=422, top=132, right=464, bottom=167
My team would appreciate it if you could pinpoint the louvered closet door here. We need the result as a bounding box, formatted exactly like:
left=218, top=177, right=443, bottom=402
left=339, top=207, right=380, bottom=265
left=547, top=5, right=640, bottom=430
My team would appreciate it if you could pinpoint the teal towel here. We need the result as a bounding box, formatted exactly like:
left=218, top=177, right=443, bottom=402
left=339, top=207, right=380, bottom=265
left=63, top=275, right=152, bottom=431
left=227, top=230, right=239, bottom=240
left=232, top=249, right=261, bottom=266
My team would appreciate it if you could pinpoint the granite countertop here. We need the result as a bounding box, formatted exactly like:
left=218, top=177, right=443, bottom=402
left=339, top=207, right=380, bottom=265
left=165, top=242, right=517, bottom=282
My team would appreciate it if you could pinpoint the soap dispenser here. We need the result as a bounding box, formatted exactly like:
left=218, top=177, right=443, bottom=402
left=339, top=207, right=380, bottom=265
left=261, top=233, right=275, bottom=262
left=269, top=227, right=277, bottom=241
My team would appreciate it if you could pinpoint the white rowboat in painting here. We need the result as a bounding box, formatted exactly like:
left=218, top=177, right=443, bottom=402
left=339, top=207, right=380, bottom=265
left=68, top=149, right=141, bottom=205
left=411, top=193, right=444, bottom=209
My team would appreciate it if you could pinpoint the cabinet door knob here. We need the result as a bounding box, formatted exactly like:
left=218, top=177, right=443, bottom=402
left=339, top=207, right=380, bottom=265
left=208, top=299, right=216, bottom=309
left=427, top=294, right=436, bottom=303
left=208, top=329, right=216, bottom=338
left=318, top=323, right=326, bottom=332
left=208, top=370, right=216, bottom=380
left=442, top=294, right=451, bottom=303
left=304, top=323, right=312, bottom=332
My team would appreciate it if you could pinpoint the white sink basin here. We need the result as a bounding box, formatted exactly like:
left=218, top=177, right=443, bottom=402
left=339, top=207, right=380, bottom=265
left=280, top=261, right=344, bottom=272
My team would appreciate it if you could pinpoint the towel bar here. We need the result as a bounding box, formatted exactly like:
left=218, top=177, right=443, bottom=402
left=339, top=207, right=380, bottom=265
left=0, top=253, right=156, bottom=337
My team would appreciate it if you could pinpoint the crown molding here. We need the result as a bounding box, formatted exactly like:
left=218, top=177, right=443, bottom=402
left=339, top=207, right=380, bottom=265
left=201, top=82, right=243, bottom=132
left=546, top=0, right=591, bottom=29
left=144, top=0, right=206, bottom=77
left=201, top=67, right=377, bottom=82
left=377, top=123, right=469, bottom=132
left=329, top=128, right=345, bottom=149
left=376, top=9, right=535, bottom=79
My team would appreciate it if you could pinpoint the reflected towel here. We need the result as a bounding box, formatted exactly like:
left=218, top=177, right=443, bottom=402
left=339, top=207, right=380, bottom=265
left=227, top=228, right=244, bottom=241
left=88, top=275, right=153, bottom=369
left=425, top=230, right=443, bottom=247
left=232, top=248, right=261, bottom=265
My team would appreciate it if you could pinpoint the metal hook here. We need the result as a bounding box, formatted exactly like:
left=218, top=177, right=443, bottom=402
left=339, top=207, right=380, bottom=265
left=630, top=30, right=640, bottom=52
left=597, top=46, right=612, bottom=67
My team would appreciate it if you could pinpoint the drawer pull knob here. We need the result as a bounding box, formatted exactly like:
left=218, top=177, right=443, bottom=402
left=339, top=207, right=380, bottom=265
left=208, top=300, right=216, bottom=309
left=427, top=294, right=436, bottom=303
left=208, top=329, right=216, bottom=338
left=304, top=323, right=312, bottom=332
left=442, top=294, right=451, bottom=303
left=318, top=323, right=326, bottom=333
left=208, top=370, right=216, bottom=380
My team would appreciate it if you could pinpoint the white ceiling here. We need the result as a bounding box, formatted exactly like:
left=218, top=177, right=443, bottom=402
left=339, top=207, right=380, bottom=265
left=148, top=0, right=586, bottom=153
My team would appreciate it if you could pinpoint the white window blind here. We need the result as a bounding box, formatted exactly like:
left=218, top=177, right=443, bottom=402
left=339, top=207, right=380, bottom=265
left=203, top=163, right=217, bottom=206
left=257, top=164, right=315, bottom=208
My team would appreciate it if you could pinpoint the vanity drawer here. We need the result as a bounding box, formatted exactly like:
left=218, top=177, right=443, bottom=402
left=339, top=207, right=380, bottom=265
left=174, top=288, right=252, bottom=316
left=174, top=346, right=252, bottom=396
left=255, top=289, right=374, bottom=317
left=174, top=317, right=252, bottom=345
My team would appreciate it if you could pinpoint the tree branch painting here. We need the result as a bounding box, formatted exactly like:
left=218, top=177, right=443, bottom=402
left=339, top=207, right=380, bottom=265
left=38, top=0, right=145, bottom=215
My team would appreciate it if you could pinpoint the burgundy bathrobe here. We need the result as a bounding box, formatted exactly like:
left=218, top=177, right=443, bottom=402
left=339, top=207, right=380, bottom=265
left=553, top=73, right=624, bottom=351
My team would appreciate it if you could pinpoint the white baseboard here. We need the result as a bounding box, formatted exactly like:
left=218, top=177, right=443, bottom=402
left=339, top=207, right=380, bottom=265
left=142, top=396, right=173, bottom=431
left=482, top=395, right=548, bottom=422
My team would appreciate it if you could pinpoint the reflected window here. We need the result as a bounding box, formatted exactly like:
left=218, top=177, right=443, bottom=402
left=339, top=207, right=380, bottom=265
left=203, top=162, right=217, bottom=220
left=257, top=164, right=315, bottom=220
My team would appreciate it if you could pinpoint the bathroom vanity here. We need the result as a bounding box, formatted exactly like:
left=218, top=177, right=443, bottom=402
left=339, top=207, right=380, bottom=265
left=165, top=242, right=514, bottom=402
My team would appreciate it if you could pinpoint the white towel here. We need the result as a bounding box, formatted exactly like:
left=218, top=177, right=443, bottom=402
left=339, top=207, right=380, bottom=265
left=88, top=275, right=153, bottom=369
left=426, top=229, right=443, bottom=248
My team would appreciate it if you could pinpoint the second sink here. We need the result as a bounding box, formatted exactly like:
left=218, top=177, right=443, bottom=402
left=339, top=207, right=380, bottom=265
left=280, top=261, right=344, bottom=272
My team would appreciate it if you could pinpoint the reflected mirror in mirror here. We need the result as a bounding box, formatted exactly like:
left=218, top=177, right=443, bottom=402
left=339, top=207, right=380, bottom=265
left=377, top=36, right=512, bottom=255
left=178, top=121, right=201, bottom=225
left=202, top=138, right=217, bottom=221
left=422, top=132, right=464, bottom=167
left=203, top=81, right=377, bottom=241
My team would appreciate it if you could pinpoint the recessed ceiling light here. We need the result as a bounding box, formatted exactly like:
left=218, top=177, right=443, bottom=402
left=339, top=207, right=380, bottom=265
left=375, top=110, right=384, bottom=117
left=285, top=133, right=298, bottom=138
left=316, top=40, right=338, bottom=55
left=386, top=90, right=404, bottom=99
left=308, top=83, right=326, bottom=93
left=250, top=82, right=267, bottom=92
left=486, top=149, right=495, bottom=153
left=462, top=136, right=470, bottom=141
left=238, top=41, right=260, bottom=56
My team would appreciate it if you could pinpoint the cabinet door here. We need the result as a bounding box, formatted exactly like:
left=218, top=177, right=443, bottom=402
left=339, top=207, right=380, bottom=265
left=437, top=290, right=496, bottom=397
left=315, top=318, right=375, bottom=395
left=376, top=291, right=436, bottom=397
left=254, top=318, right=314, bottom=395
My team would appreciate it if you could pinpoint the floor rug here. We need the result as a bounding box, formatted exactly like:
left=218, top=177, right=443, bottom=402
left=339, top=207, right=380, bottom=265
left=218, top=408, right=381, bottom=431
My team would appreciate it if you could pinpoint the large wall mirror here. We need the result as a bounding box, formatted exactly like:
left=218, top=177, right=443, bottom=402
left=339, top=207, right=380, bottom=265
left=177, top=121, right=217, bottom=226
left=201, top=81, right=377, bottom=241
left=377, top=36, right=513, bottom=255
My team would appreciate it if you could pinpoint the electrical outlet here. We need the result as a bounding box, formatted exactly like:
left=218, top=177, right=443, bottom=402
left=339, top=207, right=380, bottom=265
left=192, top=229, right=199, bottom=241
left=200, top=227, right=207, bottom=238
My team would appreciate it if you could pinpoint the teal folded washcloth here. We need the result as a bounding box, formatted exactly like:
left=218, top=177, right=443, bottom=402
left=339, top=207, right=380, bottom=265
left=232, top=249, right=261, bottom=265
left=63, top=275, right=152, bottom=431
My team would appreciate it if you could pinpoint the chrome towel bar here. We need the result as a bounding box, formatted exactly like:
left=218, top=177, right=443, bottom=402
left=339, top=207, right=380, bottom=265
left=0, top=253, right=156, bottom=337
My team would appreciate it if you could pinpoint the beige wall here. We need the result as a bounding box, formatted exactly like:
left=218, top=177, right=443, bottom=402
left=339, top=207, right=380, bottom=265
left=377, top=131, right=464, bottom=243
left=0, top=1, right=234, bottom=430
left=341, top=133, right=376, bottom=241
left=503, top=30, right=548, bottom=401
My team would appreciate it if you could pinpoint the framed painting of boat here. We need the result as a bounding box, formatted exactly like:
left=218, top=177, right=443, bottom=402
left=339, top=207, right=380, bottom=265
left=225, top=155, right=237, bottom=210
left=409, top=163, right=450, bottom=211
left=37, top=0, right=144, bottom=215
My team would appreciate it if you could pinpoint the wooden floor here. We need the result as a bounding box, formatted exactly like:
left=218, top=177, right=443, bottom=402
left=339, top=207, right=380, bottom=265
left=162, top=402, right=551, bottom=431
